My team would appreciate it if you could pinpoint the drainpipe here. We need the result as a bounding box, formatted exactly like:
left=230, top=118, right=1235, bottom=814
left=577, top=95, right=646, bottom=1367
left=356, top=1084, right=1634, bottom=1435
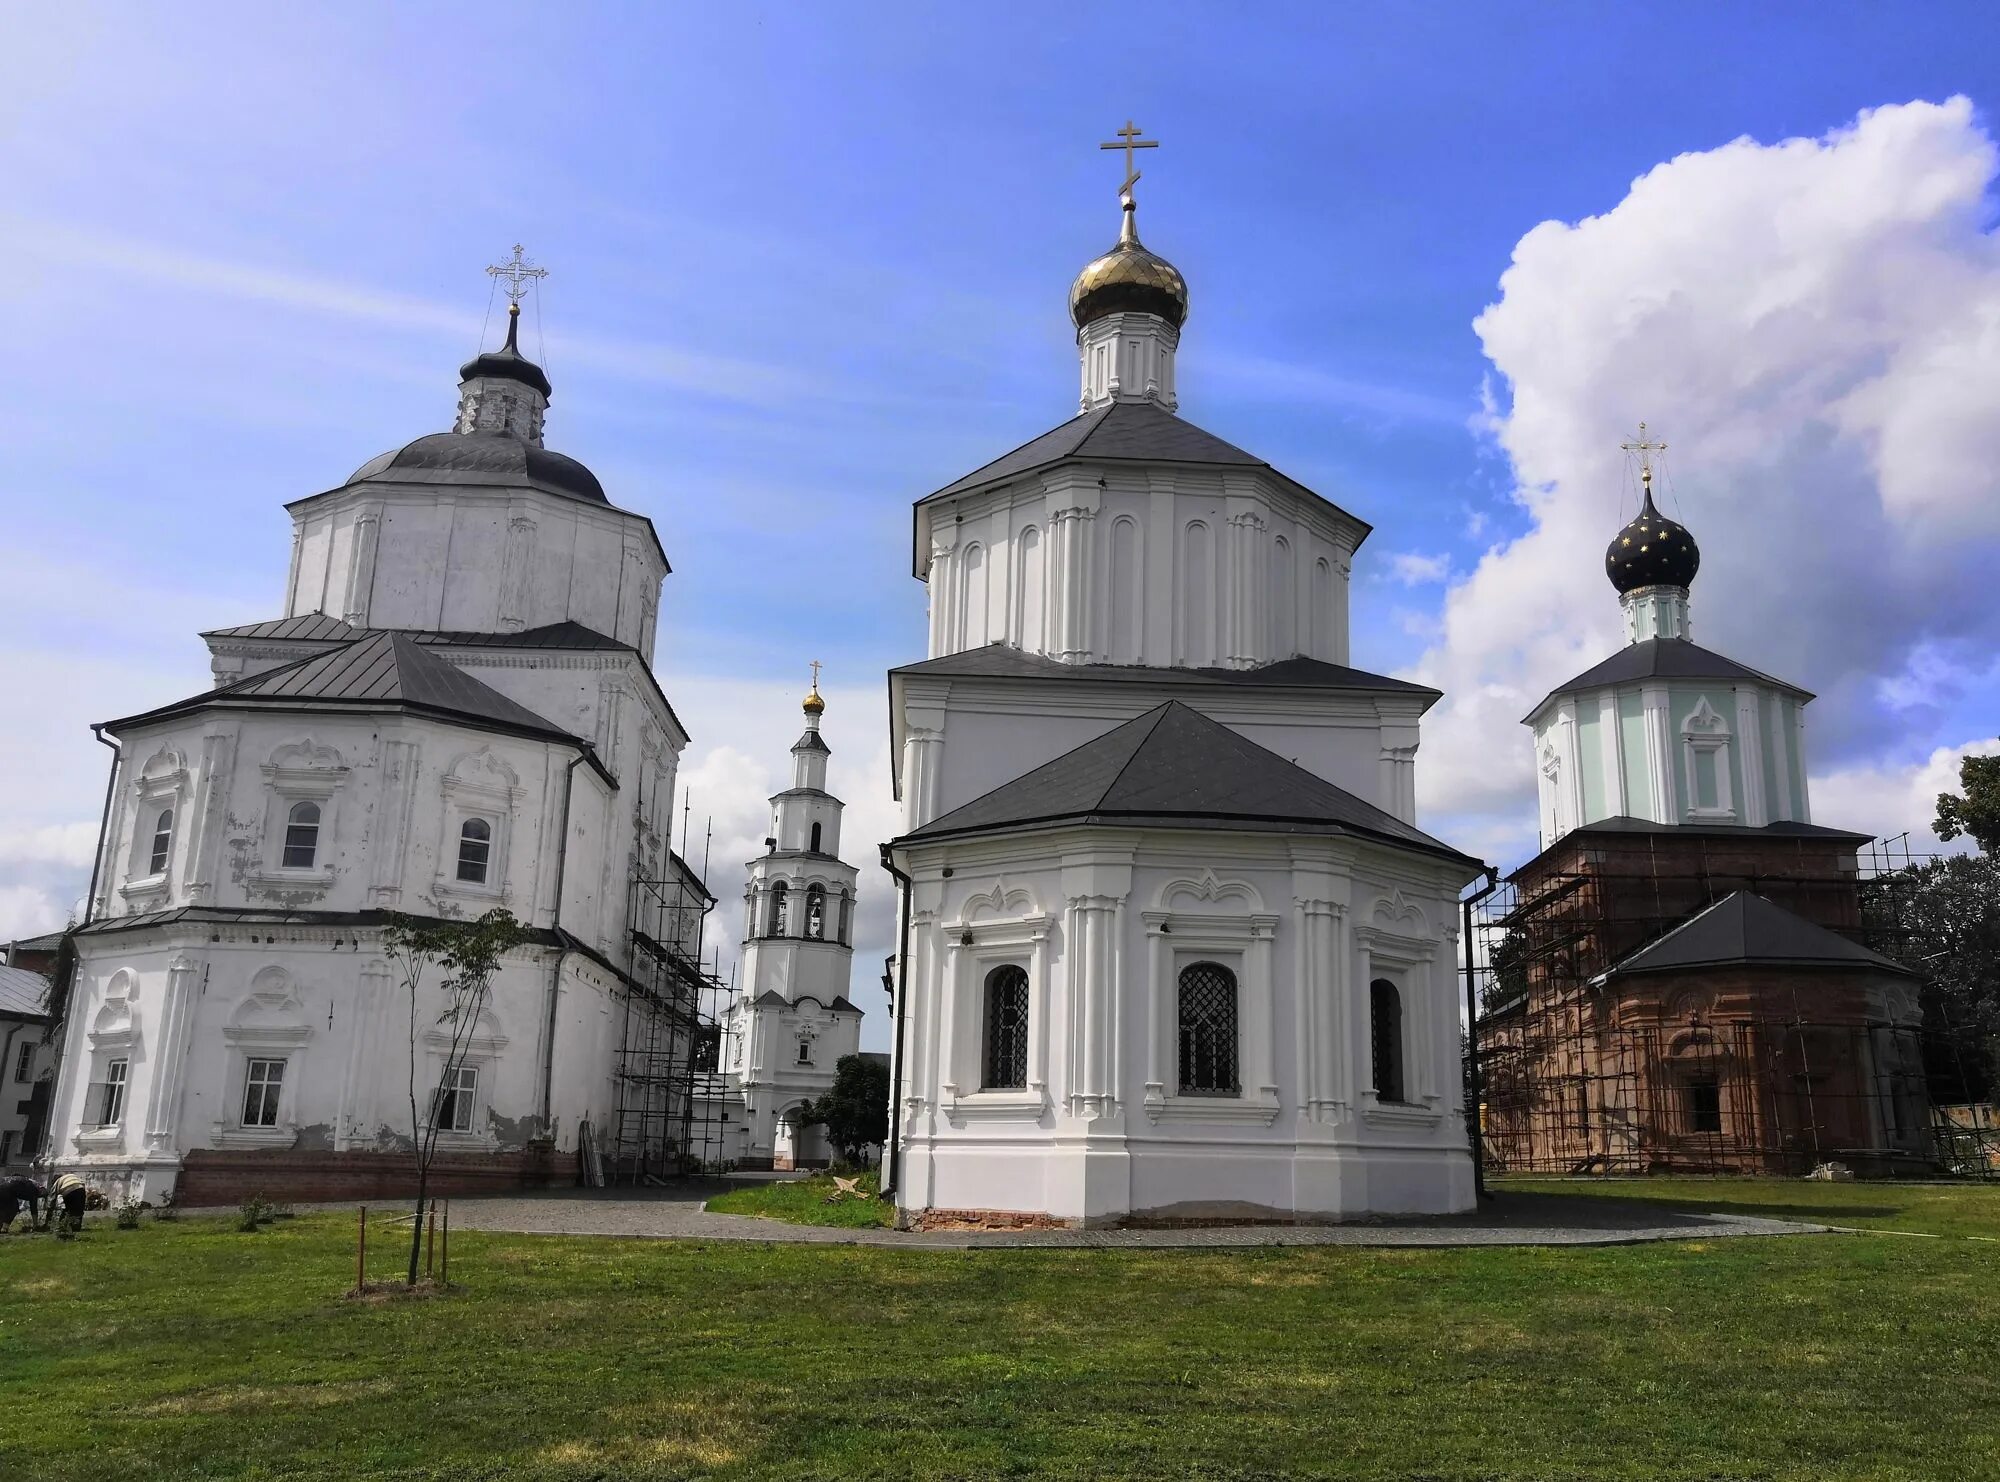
left=1461, top=865, right=1501, bottom=1201
left=878, top=842, right=914, bottom=1200
left=83, top=726, right=122, bottom=926
left=540, top=751, right=591, bottom=1135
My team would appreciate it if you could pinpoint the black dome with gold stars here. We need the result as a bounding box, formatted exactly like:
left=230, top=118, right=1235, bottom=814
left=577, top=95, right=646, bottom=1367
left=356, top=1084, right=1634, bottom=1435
left=1605, top=487, right=1700, bottom=593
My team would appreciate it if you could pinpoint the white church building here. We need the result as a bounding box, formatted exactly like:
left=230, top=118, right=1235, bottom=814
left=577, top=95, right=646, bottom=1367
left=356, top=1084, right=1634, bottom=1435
left=882, top=146, right=1487, bottom=1227
left=45, top=282, right=710, bottom=1205
left=692, top=685, right=865, bottom=1169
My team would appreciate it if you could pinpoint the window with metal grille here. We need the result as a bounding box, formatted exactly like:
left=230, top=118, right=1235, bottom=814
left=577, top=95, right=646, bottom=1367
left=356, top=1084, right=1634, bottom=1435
left=1177, top=961, right=1238, bottom=1095
left=93, top=1058, right=128, bottom=1126
left=432, top=1065, right=478, bottom=1133
left=242, top=1057, right=286, bottom=1127
left=805, top=885, right=826, bottom=940
left=982, top=965, right=1030, bottom=1089
left=797, top=1037, right=813, bottom=1065
left=13, top=1038, right=35, bottom=1083
left=282, top=800, right=321, bottom=868
left=456, top=817, right=492, bottom=883
left=1684, top=1076, right=1722, bottom=1133
left=148, top=807, right=173, bottom=876
left=1370, top=979, right=1405, bottom=1103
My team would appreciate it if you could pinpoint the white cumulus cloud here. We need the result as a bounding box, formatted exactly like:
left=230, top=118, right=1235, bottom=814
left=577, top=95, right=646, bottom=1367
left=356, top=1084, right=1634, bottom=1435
left=1414, top=97, right=2000, bottom=861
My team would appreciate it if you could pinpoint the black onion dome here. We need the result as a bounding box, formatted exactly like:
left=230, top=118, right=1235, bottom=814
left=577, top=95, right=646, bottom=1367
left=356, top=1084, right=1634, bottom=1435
left=1070, top=202, right=1189, bottom=330
left=458, top=306, right=552, bottom=398
left=349, top=432, right=607, bottom=504
left=1605, top=488, right=1700, bottom=593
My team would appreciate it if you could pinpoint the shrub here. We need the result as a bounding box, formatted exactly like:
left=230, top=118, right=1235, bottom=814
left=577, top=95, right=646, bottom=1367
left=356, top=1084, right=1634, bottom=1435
left=113, top=1197, right=144, bottom=1230
left=238, top=1194, right=278, bottom=1232
left=153, top=1190, right=180, bottom=1223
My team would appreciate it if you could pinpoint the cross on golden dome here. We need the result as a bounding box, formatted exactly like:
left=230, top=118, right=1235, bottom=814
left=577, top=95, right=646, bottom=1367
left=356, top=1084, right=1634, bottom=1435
left=1099, top=120, right=1159, bottom=203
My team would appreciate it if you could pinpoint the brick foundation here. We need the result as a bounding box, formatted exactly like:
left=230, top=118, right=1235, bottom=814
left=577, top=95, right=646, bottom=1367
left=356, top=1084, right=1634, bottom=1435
left=176, top=1146, right=575, bottom=1207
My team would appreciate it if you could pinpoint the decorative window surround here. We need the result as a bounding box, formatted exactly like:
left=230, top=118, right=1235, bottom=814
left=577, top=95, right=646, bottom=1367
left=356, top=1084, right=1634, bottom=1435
left=1142, top=876, right=1281, bottom=1126
left=433, top=749, right=524, bottom=903
left=121, top=747, right=189, bottom=901
left=1354, top=892, right=1445, bottom=1130
left=419, top=1016, right=509, bottom=1151
left=1681, top=697, right=1736, bottom=822
left=938, top=887, right=1051, bottom=1123
left=213, top=968, right=314, bottom=1148
left=255, top=739, right=348, bottom=888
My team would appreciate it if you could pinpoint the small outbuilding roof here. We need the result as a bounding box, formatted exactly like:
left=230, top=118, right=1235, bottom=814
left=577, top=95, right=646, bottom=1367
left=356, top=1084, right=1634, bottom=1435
left=901, top=700, right=1477, bottom=865
left=1595, top=891, right=1914, bottom=983
left=0, top=963, right=51, bottom=1018
left=1528, top=637, right=1808, bottom=721
left=892, top=642, right=1436, bottom=699
left=108, top=631, right=591, bottom=754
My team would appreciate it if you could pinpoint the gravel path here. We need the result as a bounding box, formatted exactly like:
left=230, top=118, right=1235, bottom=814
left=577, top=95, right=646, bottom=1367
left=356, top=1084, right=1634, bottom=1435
left=191, top=1179, right=1828, bottom=1249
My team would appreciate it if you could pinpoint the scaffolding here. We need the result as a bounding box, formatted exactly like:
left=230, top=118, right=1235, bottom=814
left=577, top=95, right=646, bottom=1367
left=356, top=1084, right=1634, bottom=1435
left=1469, top=830, right=1999, bottom=1179
left=607, top=855, right=729, bottom=1183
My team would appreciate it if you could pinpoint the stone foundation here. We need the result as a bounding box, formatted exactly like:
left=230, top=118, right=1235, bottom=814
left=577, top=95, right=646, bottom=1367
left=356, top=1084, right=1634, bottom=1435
left=175, top=1146, right=574, bottom=1207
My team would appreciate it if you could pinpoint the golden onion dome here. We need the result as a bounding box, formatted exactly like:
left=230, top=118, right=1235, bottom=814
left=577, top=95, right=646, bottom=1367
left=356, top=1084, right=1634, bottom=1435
left=1070, top=201, right=1188, bottom=330
left=802, top=687, right=825, bottom=716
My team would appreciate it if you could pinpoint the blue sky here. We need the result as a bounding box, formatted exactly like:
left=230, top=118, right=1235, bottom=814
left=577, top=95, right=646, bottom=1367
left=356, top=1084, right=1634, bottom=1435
left=6, top=5, right=2000, bottom=1040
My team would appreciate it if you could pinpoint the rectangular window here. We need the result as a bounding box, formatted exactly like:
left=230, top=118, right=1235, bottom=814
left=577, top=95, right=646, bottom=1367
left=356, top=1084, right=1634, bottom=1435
left=12, top=1038, right=34, bottom=1083
left=797, top=1039, right=813, bottom=1065
left=94, top=1058, right=128, bottom=1127
left=431, top=1065, right=477, bottom=1133
left=1684, top=1076, right=1722, bottom=1134
left=241, top=1057, right=286, bottom=1127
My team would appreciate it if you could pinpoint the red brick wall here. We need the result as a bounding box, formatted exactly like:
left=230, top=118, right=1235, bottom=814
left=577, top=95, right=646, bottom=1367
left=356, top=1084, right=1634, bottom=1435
left=176, top=1146, right=577, bottom=1207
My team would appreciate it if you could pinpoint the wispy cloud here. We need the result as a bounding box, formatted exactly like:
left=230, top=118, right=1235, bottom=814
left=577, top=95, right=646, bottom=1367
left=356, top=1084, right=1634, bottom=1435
left=1387, top=551, right=1452, bottom=585
left=5, top=215, right=825, bottom=405
left=1205, top=350, right=1473, bottom=427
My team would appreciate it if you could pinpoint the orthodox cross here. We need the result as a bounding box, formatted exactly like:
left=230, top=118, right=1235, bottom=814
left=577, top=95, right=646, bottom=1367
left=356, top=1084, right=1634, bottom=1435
left=1099, top=120, right=1159, bottom=202
left=1620, top=422, right=1668, bottom=490
left=486, top=244, right=549, bottom=309
left=809, top=659, right=822, bottom=690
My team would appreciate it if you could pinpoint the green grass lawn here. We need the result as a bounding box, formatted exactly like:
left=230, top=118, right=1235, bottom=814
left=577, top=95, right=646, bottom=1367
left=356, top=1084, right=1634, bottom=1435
left=1498, top=1175, right=2000, bottom=1240
left=3, top=1186, right=1998, bottom=1481
left=704, top=1171, right=895, bottom=1228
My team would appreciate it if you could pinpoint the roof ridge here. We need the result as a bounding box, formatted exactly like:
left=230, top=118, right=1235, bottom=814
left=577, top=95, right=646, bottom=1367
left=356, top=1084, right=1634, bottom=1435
left=1094, top=702, right=1179, bottom=805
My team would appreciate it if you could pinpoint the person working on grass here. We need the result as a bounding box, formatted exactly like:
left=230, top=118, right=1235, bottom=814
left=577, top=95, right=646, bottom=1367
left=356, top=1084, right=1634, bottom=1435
left=0, top=1176, right=41, bottom=1231
left=44, top=1172, right=87, bottom=1233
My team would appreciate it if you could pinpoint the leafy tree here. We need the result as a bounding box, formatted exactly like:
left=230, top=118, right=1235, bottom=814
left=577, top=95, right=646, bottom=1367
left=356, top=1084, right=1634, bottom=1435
left=1482, top=927, right=1529, bottom=1012
left=798, top=1054, right=889, bottom=1168
left=382, top=909, right=532, bottom=1285
left=1935, top=753, right=2000, bottom=855
left=1870, top=854, right=2000, bottom=1103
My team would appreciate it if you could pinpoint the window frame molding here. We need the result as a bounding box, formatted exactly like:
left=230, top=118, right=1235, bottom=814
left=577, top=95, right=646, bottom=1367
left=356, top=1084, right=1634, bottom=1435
left=1142, top=884, right=1281, bottom=1126
left=938, top=895, right=1051, bottom=1122
left=254, top=740, right=349, bottom=888
left=419, top=1016, right=509, bottom=1151
left=432, top=750, right=523, bottom=903
left=1680, top=697, right=1737, bottom=823
left=213, top=967, right=314, bottom=1148
left=1353, top=899, right=1445, bottom=1130
left=120, top=747, right=189, bottom=902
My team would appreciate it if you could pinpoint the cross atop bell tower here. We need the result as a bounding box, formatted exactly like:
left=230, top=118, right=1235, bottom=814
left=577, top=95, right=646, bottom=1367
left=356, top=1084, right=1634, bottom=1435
left=1099, top=119, right=1159, bottom=206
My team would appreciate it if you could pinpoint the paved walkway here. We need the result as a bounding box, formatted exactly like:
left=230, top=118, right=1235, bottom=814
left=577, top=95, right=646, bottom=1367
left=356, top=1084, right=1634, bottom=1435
left=207, top=1179, right=1829, bottom=1249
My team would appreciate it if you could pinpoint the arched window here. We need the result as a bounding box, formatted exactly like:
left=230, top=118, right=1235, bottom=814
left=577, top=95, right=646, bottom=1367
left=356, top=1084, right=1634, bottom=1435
left=456, top=817, right=492, bottom=884
left=767, top=881, right=789, bottom=938
left=1370, top=979, right=1406, bottom=1103
left=981, top=964, right=1030, bottom=1090
left=804, top=885, right=826, bottom=941
left=810, top=821, right=823, bottom=853
left=837, top=890, right=853, bottom=945
left=1177, top=961, right=1238, bottom=1095
left=148, top=807, right=174, bottom=876
left=281, top=801, right=321, bottom=869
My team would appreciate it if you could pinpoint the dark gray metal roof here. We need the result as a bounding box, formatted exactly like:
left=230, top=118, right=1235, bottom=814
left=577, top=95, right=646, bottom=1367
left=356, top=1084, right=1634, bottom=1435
left=206, top=616, right=632, bottom=653
left=1574, top=816, right=1870, bottom=843
left=792, top=728, right=830, bottom=754
left=203, top=612, right=362, bottom=643
left=109, top=631, right=583, bottom=747
left=342, top=431, right=607, bottom=505
left=1530, top=637, right=1808, bottom=720
left=1600, top=891, right=1913, bottom=980
left=0, top=964, right=50, bottom=1018
left=927, top=401, right=1279, bottom=500
left=903, top=700, right=1477, bottom=864
left=894, top=642, right=1436, bottom=699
